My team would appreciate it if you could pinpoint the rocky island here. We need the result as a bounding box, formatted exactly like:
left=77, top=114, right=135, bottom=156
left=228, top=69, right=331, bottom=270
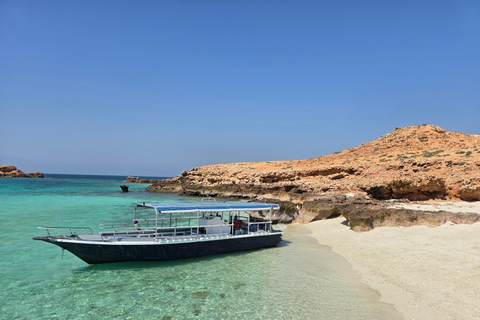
left=0, top=166, right=44, bottom=178
left=144, top=125, right=480, bottom=231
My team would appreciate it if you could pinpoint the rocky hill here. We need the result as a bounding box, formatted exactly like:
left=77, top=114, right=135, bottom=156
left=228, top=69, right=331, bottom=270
left=146, top=125, right=480, bottom=230
left=0, top=165, right=44, bottom=178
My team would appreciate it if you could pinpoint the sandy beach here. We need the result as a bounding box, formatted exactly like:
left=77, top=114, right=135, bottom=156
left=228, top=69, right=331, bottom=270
left=305, top=201, right=480, bottom=320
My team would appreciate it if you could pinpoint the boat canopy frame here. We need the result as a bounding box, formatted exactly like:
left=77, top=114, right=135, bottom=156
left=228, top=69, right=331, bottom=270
left=125, top=202, right=280, bottom=240
left=135, top=202, right=280, bottom=214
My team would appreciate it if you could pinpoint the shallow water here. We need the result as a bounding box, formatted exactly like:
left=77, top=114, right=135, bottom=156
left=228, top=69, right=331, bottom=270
left=0, top=175, right=401, bottom=319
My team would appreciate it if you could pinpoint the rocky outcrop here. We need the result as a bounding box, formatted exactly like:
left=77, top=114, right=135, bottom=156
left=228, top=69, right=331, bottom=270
left=249, top=193, right=480, bottom=232
left=342, top=206, right=480, bottom=232
left=248, top=199, right=300, bottom=224
left=0, top=166, right=44, bottom=178
left=145, top=125, right=480, bottom=231
left=124, top=176, right=165, bottom=184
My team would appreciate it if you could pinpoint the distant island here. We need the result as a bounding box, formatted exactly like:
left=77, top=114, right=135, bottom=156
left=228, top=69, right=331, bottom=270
left=0, top=165, right=44, bottom=178
left=133, top=125, right=480, bottom=231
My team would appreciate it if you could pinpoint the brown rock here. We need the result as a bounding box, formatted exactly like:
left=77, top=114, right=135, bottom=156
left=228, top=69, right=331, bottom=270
left=0, top=165, right=44, bottom=178
left=342, top=207, right=480, bottom=232
left=145, top=124, right=480, bottom=230
left=124, top=176, right=164, bottom=184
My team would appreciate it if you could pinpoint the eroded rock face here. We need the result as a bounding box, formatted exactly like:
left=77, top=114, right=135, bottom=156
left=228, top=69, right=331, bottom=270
left=363, top=176, right=448, bottom=201
left=342, top=207, right=480, bottom=232
left=248, top=199, right=300, bottom=224
left=0, top=165, right=44, bottom=178
left=142, top=125, right=480, bottom=230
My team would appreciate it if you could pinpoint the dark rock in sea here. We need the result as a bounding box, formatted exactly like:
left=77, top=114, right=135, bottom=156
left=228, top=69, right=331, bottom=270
left=120, top=185, right=129, bottom=192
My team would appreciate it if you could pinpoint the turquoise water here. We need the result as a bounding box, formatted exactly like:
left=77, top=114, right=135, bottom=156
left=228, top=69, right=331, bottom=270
left=0, top=175, right=402, bottom=319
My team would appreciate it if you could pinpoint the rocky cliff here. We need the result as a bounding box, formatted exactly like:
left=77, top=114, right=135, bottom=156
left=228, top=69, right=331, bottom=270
left=0, top=165, right=44, bottom=178
left=145, top=125, right=480, bottom=230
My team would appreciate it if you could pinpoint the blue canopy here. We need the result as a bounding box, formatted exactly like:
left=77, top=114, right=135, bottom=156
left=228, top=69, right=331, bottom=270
left=136, top=202, right=280, bottom=213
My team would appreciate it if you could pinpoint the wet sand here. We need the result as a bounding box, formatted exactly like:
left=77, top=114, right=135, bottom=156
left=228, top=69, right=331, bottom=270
left=304, top=202, right=480, bottom=320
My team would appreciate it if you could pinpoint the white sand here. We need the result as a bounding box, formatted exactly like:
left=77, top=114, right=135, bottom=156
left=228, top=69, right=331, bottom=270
left=304, top=202, right=480, bottom=320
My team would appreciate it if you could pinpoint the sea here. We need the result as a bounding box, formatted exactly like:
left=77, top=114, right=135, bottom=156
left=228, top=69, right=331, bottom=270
left=0, top=174, right=402, bottom=320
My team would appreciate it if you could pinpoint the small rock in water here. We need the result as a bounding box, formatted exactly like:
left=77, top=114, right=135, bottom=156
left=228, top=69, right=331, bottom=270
left=192, top=291, right=209, bottom=300
left=120, top=185, right=129, bottom=192
left=192, top=304, right=202, bottom=316
left=233, top=283, right=246, bottom=290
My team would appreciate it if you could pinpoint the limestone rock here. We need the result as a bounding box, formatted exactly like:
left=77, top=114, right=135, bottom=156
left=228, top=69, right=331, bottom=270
left=124, top=176, right=164, bottom=184
left=144, top=125, right=480, bottom=230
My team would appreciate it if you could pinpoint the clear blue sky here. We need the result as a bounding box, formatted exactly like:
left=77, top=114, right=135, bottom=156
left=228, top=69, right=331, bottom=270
left=1, top=0, right=479, bottom=176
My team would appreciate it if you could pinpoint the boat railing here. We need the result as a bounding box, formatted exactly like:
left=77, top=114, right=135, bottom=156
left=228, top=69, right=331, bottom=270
left=98, top=212, right=274, bottom=242
left=37, top=226, right=93, bottom=237
left=101, top=217, right=201, bottom=231
left=106, top=221, right=233, bottom=242
left=99, top=220, right=133, bottom=233
left=105, top=219, right=273, bottom=242
left=155, top=217, right=197, bottom=228
left=247, top=221, right=272, bottom=233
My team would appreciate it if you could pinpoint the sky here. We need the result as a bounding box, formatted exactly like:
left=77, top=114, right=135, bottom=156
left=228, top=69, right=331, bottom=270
left=1, top=0, right=479, bottom=177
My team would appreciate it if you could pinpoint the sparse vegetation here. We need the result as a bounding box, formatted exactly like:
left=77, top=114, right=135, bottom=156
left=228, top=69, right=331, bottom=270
left=397, top=153, right=421, bottom=162
left=458, top=162, right=466, bottom=166
left=423, top=150, right=444, bottom=157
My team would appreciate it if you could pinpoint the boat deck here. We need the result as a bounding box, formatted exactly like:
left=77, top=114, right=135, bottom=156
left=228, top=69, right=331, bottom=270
left=69, top=229, right=275, bottom=243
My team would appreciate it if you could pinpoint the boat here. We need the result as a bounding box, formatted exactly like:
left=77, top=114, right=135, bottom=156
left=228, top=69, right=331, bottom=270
left=33, top=201, right=283, bottom=264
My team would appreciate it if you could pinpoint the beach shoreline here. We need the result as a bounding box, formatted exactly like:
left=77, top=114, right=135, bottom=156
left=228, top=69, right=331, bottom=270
left=304, top=201, right=480, bottom=320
